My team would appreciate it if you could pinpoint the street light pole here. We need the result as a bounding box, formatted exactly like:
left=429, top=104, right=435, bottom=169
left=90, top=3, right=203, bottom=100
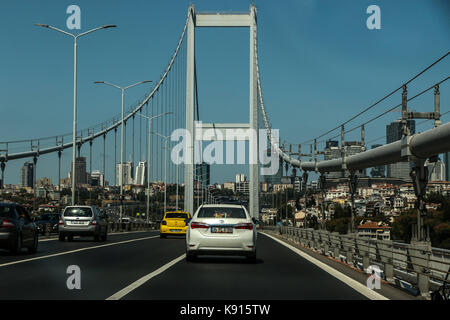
left=150, top=131, right=171, bottom=216
left=138, top=112, right=172, bottom=224
left=176, top=161, right=179, bottom=210
left=73, top=37, right=77, bottom=204
left=35, top=24, right=116, bottom=206
left=164, top=138, right=168, bottom=213
left=94, top=80, right=152, bottom=230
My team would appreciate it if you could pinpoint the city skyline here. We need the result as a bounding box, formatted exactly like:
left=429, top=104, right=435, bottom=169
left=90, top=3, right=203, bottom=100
left=1, top=0, right=449, bottom=186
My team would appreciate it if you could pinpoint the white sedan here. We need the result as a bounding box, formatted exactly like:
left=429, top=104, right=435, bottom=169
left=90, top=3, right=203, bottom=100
left=186, top=204, right=257, bottom=262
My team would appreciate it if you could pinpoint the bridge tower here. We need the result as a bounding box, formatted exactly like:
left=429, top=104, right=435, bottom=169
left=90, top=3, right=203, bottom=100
left=184, top=4, right=259, bottom=217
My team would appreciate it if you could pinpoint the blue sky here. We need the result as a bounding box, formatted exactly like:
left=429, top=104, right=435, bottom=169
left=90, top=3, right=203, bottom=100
left=0, top=0, right=449, bottom=185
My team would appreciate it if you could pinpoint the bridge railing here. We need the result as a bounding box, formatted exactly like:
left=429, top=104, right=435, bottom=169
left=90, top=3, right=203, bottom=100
left=107, top=222, right=158, bottom=232
left=275, top=226, right=450, bottom=298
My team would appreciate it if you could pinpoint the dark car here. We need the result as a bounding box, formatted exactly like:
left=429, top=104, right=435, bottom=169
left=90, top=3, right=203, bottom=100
left=0, top=203, right=38, bottom=254
left=34, top=213, right=61, bottom=235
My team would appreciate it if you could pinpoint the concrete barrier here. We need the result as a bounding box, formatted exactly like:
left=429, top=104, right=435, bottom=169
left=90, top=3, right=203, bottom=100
left=275, top=226, right=450, bottom=298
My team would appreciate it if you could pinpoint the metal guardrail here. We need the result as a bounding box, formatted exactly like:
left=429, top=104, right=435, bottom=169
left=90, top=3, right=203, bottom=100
left=275, top=226, right=450, bottom=298
left=107, top=222, right=157, bottom=232
left=37, top=222, right=157, bottom=239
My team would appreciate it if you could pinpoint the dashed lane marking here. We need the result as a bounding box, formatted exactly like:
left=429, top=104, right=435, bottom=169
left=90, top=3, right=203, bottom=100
left=0, top=235, right=159, bottom=268
left=106, top=254, right=186, bottom=300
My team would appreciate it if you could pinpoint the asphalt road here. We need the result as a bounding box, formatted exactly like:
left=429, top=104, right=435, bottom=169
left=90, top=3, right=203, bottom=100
left=0, top=231, right=374, bottom=300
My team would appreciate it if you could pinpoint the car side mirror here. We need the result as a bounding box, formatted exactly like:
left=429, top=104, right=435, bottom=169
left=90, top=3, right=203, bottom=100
left=184, top=218, right=192, bottom=224
left=252, top=217, right=259, bottom=225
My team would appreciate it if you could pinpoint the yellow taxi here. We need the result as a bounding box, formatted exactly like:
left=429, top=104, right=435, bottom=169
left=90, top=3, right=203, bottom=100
left=160, top=211, right=191, bottom=238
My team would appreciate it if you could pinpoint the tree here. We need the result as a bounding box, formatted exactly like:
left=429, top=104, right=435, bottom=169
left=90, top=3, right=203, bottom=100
left=391, top=209, right=416, bottom=243
left=326, top=217, right=350, bottom=234
left=391, top=207, right=450, bottom=249
left=333, top=204, right=351, bottom=219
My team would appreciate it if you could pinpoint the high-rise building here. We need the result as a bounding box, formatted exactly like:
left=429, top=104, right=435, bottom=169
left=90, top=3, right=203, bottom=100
left=70, top=157, right=87, bottom=186
left=235, top=173, right=249, bottom=194
left=370, top=144, right=386, bottom=178
left=236, top=180, right=249, bottom=195
left=90, top=170, right=104, bottom=187
left=343, top=141, right=366, bottom=177
left=21, top=162, right=34, bottom=188
left=324, top=140, right=341, bottom=179
left=386, top=120, right=415, bottom=180
left=426, top=158, right=446, bottom=181
left=324, top=140, right=366, bottom=178
left=36, top=177, right=52, bottom=188
left=235, top=173, right=246, bottom=183
left=117, top=162, right=134, bottom=186
left=195, top=162, right=210, bottom=189
left=134, top=161, right=147, bottom=185
left=326, top=140, right=339, bottom=149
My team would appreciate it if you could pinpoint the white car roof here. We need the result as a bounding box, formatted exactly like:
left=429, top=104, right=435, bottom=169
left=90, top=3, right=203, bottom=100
left=199, top=204, right=245, bottom=208
left=65, top=205, right=94, bottom=208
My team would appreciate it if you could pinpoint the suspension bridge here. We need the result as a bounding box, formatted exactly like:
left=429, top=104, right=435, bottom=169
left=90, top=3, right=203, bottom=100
left=0, top=4, right=449, bottom=301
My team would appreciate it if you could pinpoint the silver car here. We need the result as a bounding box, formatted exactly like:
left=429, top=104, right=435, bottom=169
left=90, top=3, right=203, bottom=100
left=58, top=206, right=107, bottom=242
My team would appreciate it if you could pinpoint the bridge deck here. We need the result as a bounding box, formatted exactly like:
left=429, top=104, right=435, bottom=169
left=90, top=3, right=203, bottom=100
left=0, top=230, right=415, bottom=300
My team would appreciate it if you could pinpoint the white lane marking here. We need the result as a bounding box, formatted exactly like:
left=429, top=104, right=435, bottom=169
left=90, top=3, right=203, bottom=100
left=0, top=235, right=159, bottom=268
left=38, top=230, right=157, bottom=242
left=106, top=254, right=186, bottom=300
left=261, top=232, right=389, bottom=300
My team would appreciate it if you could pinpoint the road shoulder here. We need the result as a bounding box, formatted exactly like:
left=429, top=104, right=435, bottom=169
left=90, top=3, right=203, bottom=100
left=259, top=230, right=422, bottom=300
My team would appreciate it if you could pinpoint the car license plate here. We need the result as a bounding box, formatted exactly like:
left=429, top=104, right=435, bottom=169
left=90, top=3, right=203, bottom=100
left=72, top=221, right=85, bottom=224
left=170, top=229, right=181, bottom=232
left=211, top=227, right=233, bottom=234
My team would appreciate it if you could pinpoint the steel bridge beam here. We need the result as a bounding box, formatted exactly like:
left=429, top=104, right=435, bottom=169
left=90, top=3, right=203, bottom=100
left=196, top=13, right=252, bottom=27
left=285, top=122, right=450, bottom=173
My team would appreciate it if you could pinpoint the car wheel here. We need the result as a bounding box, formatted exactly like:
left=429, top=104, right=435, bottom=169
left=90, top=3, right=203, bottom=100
left=67, top=235, right=73, bottom=242
left=186, top=252, right=196, bottom=262
left=94, top=234, right=100, bottom=241
left=28, top=233, right=38, bottom=254
left=58, top=233, right=65, bottom=241
left=11, top=234, right=22, bottom=254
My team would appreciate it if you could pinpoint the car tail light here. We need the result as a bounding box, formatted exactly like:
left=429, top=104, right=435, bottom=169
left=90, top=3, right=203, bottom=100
left=234, top=223, right=253, bottom=230
left=161, top=220, right=167, bottom=225
left=1, top=219, right=14, bottom=228
left=58, top=219, right=64, bottom=225
left=190, top=222, right=209, bottom=229
left=91, top=218, right=97, bottom=226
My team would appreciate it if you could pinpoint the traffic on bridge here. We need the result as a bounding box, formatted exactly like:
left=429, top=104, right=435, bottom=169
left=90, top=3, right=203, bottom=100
left=0, top=0, right=449, bottom=314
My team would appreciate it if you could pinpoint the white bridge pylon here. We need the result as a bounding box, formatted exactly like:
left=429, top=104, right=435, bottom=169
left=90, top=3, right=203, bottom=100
left=184, top=4, right=259, bottom=217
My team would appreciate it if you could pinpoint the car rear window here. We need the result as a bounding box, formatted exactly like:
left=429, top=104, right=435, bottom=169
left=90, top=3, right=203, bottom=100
left=63, top=207, right=93, bottom=217
left=197, top=207, right=247, bottom=219
left=165, top=212, right=189, bottom=219
left=0, top=206, right=16, bottom=219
